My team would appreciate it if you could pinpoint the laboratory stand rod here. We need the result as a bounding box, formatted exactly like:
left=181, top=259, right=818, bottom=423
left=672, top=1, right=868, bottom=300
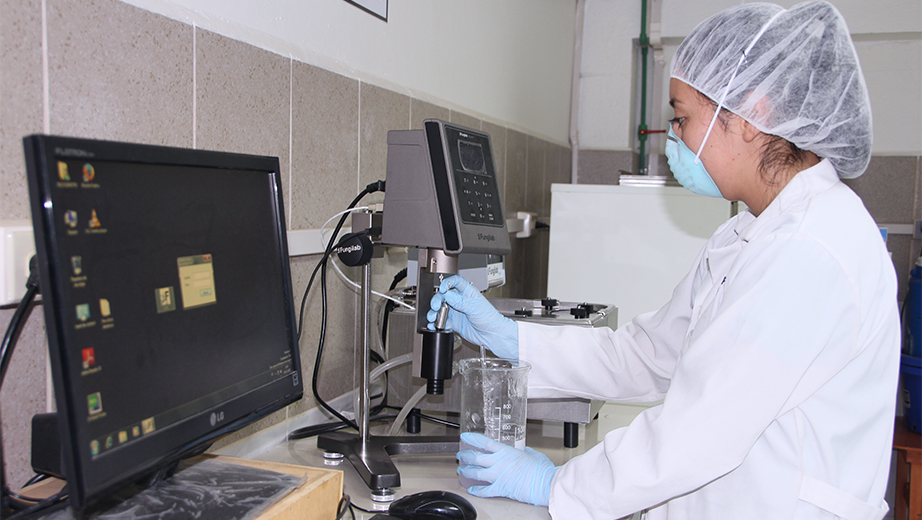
left=360, top=262, right=372, bottom=444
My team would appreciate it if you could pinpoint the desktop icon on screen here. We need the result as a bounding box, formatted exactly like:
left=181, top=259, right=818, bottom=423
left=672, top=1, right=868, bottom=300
left=99, top=299, right=111, bottom=317
left=65, top=210, right=78, bottom=228
left=87, top=392, right=102, bottom=415
left=142, top=417, right=155, bottom=435
left=156, top=287, right=176, bottom=313
left=76, top=304, right=90, bottom=322
left=82, top=163, right=95, bottom=182
left=81, top=348, right=95, bottom=369
left=71, top=256, right=82, bottom=276
left=89, top=209, right=101, bottom=228
left=90, top=440, right=100, bottom=456
left=58, top=162, right=69, bottom=181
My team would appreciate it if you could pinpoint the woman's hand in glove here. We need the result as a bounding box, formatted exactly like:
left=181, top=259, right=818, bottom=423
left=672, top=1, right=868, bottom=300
left=456, top=432, right=559, bottom=507
left=427, top=275, right=518, bottom=359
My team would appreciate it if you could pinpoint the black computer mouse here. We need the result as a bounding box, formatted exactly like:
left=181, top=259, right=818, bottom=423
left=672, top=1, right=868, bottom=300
left=386, top=490, right=477, bottom=520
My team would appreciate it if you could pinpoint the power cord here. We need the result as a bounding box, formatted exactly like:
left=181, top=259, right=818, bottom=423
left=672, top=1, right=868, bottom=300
left=1, top=258, right=70, bottom=519
left=336, top=494, right=355, bottom=519
left=1, top=257, right=40, bottom=383
left=296, top=181, right=384, bottom=433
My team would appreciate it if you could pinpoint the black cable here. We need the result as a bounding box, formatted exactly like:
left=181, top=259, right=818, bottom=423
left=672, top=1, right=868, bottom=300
left=1, top=257, right=40, bottom=384
left=336, top=494, right=355, bottom=520
left=383, top=406, right=460, bottom=429
left=411, top=412, right=460, bottom=429
left=19, top=475, right=48, bottom=489
left=3, top=485, right=68, bottom=520
left=350, top=501, right=376, bottom=514
left=376, top=268, right=409, bottom=414
left=287, top=420, right=351, bottom=440
left=380, top=268, right=408, bottom=352
left=297, top=180, right=384, bottom=341
left=296, top=181, right=386, bottom=435
left=287, top=413, right=398, bottom=441
left=900, top=293, right=904, bottom=352
left=4, top=488, right=40, bottom=506
left=1, top=258, right=42, bottom=520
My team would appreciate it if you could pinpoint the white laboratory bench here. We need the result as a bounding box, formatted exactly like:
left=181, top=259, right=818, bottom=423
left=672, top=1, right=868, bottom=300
left=244, top=402, right=652, bottom=520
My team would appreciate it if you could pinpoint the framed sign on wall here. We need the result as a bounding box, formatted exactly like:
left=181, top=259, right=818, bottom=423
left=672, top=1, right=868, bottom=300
left=346, top=0, right=387, bottom=21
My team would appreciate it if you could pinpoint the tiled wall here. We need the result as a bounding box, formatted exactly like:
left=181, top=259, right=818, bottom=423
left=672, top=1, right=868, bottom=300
left=0, top=0, right=569, bottom=487
left=577, top=150, right=922, bottom=301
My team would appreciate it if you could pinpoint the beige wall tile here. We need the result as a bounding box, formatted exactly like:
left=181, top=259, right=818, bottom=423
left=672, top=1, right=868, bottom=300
left=504, top=237, right=526, bottom=297
left=502, top=130, right=528, bottom=297
left=0, top=309, right=47, bottom=488
left=525, top=135, right=547, bottom=215
left=288, top=254, right=360, bottom=416
left=410, top=99, right=449, bottom=129
left=196, top=29, right=291, bottom=219
left=360, top=83, right=410, bottom=203
left=520, top=136, right=548, bottom=299
left=577, top=149, right=633, bottom=185
left=521, top=231, right=550, bottom=299
left=915, top=156, right=921, bottom=222
left=843, top=155, right=917, bottom=225
left=291, top=62, right=359, bottom=230
left=0, top=0, right=43, bottom=220
left=889, top=234, right=913, bottom=302
left=504, top=129, right=528, bottom=214
left=46, top=0, right=193, bottom=147
left=449, top=111, right=481, bottom=131
left=543, top=143, right=572, bottom=217
left=843, top=155, right=919, bottom=301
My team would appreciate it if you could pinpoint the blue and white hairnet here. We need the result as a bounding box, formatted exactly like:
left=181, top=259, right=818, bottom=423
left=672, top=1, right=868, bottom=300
left=671, top=1, right=872, bottom=178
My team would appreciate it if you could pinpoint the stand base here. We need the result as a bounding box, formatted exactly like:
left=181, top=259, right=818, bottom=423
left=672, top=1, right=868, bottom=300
left=317, top=432, right=459, bottom=490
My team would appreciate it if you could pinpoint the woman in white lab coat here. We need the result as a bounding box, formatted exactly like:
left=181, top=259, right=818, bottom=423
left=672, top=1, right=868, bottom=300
left=429, top=2, right=900, bottom=519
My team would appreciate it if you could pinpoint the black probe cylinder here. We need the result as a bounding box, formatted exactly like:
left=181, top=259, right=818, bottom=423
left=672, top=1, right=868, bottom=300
left=421, top=330, right=454, bottom=395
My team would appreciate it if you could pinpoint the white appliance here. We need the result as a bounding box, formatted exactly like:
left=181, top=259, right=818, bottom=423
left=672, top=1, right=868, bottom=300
left=547, top=182, right=735, bottom=327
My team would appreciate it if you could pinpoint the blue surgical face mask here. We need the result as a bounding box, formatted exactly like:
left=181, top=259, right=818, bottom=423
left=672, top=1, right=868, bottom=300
left=665, top=127, right=723, bottom=198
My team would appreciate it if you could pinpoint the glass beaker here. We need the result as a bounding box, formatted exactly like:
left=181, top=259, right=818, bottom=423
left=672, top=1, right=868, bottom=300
left=457, top=357, right=531, bottom=487
left=458, top=358, right=530, bottom=489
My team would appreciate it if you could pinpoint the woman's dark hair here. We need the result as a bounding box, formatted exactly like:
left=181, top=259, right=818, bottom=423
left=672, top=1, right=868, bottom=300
left=695, top=90, right=808, bottom=186
left=757, top=135, right=809, bottom=186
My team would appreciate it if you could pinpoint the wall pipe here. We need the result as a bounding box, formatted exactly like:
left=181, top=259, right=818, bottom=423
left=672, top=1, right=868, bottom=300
left=569, top=0, right=586, bottom=184
left=638, top=0, right=649, bottom=174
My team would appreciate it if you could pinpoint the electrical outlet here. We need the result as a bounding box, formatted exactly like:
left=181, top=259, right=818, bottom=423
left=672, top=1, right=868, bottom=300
left=0, top=220, right=36, bottom=306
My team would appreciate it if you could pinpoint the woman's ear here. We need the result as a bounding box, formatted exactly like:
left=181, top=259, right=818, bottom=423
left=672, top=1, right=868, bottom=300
left=740, top=119, right=762, bottom=144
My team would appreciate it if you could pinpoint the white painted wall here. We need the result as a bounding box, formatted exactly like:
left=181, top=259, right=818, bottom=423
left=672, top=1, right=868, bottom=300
left=119, top=0, right=578, bottom=144
left=579, top=0, right=922, bottom=155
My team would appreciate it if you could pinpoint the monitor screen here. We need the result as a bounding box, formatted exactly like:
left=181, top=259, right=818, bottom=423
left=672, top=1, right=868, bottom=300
left=24, top=135, right=302, bottom=509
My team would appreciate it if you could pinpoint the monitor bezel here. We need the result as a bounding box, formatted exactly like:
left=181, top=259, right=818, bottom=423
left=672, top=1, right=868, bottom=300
left=23, top=134, right=303, bottom=510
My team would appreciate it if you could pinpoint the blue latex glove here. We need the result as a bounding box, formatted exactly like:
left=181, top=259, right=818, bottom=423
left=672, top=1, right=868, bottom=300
left=427, top=275, right=518, bottom=359
left=456, top=432, right=559, bottom=507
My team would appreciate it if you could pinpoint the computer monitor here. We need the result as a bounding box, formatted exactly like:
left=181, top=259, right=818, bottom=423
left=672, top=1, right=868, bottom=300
left=23, top=135, right=302, bottom=510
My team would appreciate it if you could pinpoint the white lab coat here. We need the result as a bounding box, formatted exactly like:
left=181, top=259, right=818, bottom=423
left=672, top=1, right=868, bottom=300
left=519, top=160, right=900, bottom=520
